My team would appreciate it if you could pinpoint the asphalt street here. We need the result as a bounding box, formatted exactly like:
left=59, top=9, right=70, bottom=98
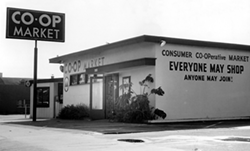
left=1, top=115, right=250, bottom=151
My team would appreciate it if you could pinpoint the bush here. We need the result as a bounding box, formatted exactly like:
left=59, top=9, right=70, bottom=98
left=114, top=95, right=156, bottom=123
left=113, top=74, right=164, bottom=123
left=58, top=103, right=89, bottom=120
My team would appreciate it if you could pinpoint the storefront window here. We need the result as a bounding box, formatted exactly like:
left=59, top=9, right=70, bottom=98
left=70, top=74, right=78, bottom=85
left=92, top=79, right=103, bottom=109
left=37, top=87, right=50, bottom=107
left=79, top=73, right=88, bottom=84
left=122, top=76, right=131, bottom=94
left=69, top=73, right=104, bottom=86
left=58, top=83, right=63, bottom=104
left=70, top=73, right=88, bottom=85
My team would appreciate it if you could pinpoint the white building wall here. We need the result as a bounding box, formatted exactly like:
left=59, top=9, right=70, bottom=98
left=102, top=42, right=155, bottom=65
left=63, top=42, right=156, bottom=107
left=155, top=44, right=250, bottom=122
left=64, top=84, right=90, bottom=106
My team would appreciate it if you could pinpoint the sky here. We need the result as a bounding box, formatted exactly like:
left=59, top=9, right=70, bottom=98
left=0, top=0, right=250, bottom=78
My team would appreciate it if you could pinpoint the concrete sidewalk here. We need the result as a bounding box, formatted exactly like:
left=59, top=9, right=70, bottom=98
left=1, top=115, right=250, bottom=151
left=0, top=115, right=184, bottom=151
left=2, top=114, right=250, bottom=134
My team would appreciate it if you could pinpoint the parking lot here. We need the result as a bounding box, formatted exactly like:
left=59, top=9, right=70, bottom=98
left=1, top=115, right=250, bottom=151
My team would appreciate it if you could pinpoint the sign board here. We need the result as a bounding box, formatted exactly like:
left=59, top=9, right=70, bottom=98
left=156, top=44, right=250, bottom=121
left=6, top=7, right=65, bottom=42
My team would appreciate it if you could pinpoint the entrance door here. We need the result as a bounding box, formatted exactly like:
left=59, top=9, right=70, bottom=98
left=90, top=76, right=104, bottom=120
left=105, top=74, right=119, bottom=119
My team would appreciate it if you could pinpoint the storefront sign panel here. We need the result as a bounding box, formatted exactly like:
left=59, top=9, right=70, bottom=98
left=6, top=7, right=65, bottom=42
left=64, top=57, right=105, bottom=74
left=156, top=44, right=250, bottom=120
left=160, top=49, right=249, bottom=83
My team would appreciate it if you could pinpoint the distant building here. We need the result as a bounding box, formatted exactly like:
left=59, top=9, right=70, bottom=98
left=0, top=77, right=30, bottom=114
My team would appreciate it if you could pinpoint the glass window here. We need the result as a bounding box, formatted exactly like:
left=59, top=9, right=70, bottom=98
left=70, top=73, right=89, bottom=86
left=92, top=78, right=103, bottom=109
left=58, top=83, right=63, bottom=104
left=70, top=74, right=78, bottom=85
left=37, top=87, right=50, bottom=107
left=79, top=73, right=89, bottom=84
left=122, top=76, right=131, bottom=94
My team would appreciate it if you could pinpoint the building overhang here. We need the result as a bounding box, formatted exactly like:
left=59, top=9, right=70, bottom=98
left=29, top=78, right=63, bottom=84
left=49, top=35, right=250, bottom=64
left=86, top=58, right=156, bottom=74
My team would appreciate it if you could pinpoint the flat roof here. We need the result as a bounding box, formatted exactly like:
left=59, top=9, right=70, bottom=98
left=29, top=78, right=63, bottom=84
left=50, top=35, right=250, bottom=64
left=0, top=77, right=31, bottom=85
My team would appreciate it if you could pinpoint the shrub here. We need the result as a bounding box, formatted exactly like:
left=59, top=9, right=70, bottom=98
left=115, top=95, right=156, bottom=123
left=58, top=103, right=89, bottom=120
left=113, top=74, right=165, bottom=123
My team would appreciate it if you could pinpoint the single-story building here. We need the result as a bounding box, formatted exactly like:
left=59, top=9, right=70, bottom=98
left=29, top=78, right=63, bottom=119
left=49, top=35, right=250, bottom=122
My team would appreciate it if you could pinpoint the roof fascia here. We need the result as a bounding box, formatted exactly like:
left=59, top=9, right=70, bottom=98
left=50, top=35, right=250, bottom=64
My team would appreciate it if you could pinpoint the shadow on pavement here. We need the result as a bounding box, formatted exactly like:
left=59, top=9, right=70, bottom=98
left=4, top=118, right=250, bottom=134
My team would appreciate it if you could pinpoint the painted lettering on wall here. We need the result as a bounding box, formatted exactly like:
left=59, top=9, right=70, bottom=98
left=64, top=57, right=105, bottom=74
left=162, top=50, right=249, bottom=83
left=83, top=57, right=105, bottom=70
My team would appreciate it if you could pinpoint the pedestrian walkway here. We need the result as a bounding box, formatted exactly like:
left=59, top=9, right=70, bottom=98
left=0, top=114, right=30, bottom=122
left=2, top=114, right=250, bottom=134
left=2, top=115, right=250, bottom=151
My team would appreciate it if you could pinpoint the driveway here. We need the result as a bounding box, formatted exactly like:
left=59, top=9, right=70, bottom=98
left=1, top=115, right=250, bottom=151
left=2, top=115, right=250, bottom=134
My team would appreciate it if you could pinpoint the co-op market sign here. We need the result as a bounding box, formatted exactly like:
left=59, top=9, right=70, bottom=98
left=6, top=7, right=65, bottom=42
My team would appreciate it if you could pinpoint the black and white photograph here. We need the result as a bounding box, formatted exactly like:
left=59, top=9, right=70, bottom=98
left=1, top=0, right=250, bottom=150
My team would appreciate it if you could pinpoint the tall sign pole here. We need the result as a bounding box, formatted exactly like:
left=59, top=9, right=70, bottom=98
left=6, top=7, right=65, bottom=121
left=33, top=40, right=38, bottom=121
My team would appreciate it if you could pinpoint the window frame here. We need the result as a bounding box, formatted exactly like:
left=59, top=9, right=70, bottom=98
left=122, top=76, right=131, bottom=94
left=70, top=73, right=89, bottom=86
left=36, top=87, right=50, bottom=108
